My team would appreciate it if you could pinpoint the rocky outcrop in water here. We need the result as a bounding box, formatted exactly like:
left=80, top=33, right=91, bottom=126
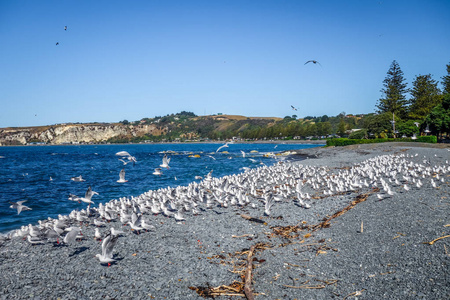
left=0, top=123, right=164, bottom=145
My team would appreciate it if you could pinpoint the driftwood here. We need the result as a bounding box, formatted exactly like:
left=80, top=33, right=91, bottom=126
left=424, top=235, right=450, bottom=245
left=311, top=192, right=372, bottom=231
left=244, top=244, right=256, bottom=300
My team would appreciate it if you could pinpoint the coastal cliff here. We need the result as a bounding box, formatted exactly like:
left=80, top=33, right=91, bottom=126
left=0, top=123, right=166, bottom=145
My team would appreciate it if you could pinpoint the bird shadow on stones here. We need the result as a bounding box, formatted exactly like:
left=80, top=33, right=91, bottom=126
left=68, top=246, right=89, bottom=257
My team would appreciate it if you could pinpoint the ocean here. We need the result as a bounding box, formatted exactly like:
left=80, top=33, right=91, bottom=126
left=0, top=142, right=323, bottom=233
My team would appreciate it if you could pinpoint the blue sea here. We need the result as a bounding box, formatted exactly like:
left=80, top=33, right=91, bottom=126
left=0, top=143, right=322, bottom=233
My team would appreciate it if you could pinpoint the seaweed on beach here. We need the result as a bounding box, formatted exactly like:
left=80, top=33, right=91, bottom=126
left=191, top=243, right=269, bottom=299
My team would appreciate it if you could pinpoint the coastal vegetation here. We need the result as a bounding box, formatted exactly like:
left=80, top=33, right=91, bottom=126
left=1, top=62, right=448, bottom=145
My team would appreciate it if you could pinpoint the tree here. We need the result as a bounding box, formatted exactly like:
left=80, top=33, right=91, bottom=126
left=365, top=112, right=399, bottom=138
left=424, top=93, right=450, bottom=139
left=337, top=119, right=346, bottom=137
left=376, top=60, right=409, bottom=118
left=442, top=62, right=450, bottom=94
left=408, top=74, right=442, bottom=119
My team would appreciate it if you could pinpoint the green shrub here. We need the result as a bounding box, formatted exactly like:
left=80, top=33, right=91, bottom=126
left=416, top=135, right=437, bottom=143
left=348, top=129, right=367, bottom=139
left=326, top=135, right=437, bottom=147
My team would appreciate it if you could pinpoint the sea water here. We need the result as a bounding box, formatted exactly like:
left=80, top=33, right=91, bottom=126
left=0, top=143, right=322, bottom=233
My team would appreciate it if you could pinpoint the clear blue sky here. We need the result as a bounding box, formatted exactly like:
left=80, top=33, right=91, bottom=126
left=1, top=0, right=449, bottom=127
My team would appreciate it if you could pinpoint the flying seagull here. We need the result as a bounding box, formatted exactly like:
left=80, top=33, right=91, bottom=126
left=9, top=200, right=32, bottom=215
left=56, top=42, right=59, bottom=46
left=291, top=105, right=297, bottom=111
left=64, top=26, right=67, bottom=31
left=160, top=154, right=171, bottom=169
left=216, top=142, right=229, bottom=153
left=117, top=169, right=128, bottom=183
left=95, top=232, right=120, bottom=265
left=304, top=60, right=321, bottom=66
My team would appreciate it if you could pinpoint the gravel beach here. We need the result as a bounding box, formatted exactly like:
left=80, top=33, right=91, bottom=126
left=1, top=142, right=449, bottom=300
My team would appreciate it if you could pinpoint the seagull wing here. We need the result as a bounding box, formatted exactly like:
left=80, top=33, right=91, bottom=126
left=102, top=233, right=119, bottom=259
left=119, top=169, right=126, bottom=180
left=85, top=186, right=93, bottom=200
left=115, top=151, right=131, bottom=157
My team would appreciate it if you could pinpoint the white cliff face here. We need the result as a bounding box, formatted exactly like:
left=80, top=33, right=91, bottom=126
left=0, top=124, right=163, bottom=145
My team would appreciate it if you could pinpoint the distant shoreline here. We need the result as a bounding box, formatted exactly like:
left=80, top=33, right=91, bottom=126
left=0, top=139, right=328, bottom=147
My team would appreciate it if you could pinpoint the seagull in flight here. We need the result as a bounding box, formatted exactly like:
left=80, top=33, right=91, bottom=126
left=115, top=151, right=137, bottom=166
left=117, top=169, right=128, bottom=183
left=160, top=154, right=171, bottom=169
left=305, top=60, right=321, bottom=66
left=95, top=232, right=120, bottom=266
left=64, top=26, right=67, bottom=31
left=216, top=142, right=229, bottom=153
left=291, top=105, right=298, bottom=111
left=153, top=168, right=162, bottom=176
left=71, top=175, right=85, bottom=182
left=78, top=186, right=99, bottom=205
left=9, top=200, right=32, bottom=215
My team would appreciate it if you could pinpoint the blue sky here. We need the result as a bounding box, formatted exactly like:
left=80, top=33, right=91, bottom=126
left=0, top=0, right=449, bottom=127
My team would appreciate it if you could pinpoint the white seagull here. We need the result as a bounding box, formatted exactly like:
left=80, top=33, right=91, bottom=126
left=9, top=200, right=32, bottom=215
left=153, top=168, right=162, bottom=176
left=160, top=154, right=171, bottom=169
left=216, top=142, right=229, bottom=153
left=95, top=233, right=119, bottom=265
left=117, top=169, right=128, bottom=183
left=78, top=186, right=98, bottom=205
left=71, top=175, right=85, bottom=182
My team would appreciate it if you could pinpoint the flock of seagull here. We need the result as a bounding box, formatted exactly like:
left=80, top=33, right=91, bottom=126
left=3, top=147, right=449, bottom=266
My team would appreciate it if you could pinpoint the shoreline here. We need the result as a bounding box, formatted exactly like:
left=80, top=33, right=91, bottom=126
left=1, top=143, right=449, bottom=299
left=0, top=139, right=327, bottom=147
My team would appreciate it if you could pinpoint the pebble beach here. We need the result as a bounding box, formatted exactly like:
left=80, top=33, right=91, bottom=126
left=1, top=142, right=449, bottom=300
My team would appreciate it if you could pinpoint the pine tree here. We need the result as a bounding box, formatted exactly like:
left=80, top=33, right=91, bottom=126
left=376, top=60, right=409, bottom=118
left=442, top=63, right=450, bottom=94
left=408, top=74, right=442, bottom=119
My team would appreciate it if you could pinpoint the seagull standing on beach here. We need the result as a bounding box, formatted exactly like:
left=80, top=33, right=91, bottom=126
left=63, top=227, right=81, bottom=245
left=117, top=169, right=128, bottom=183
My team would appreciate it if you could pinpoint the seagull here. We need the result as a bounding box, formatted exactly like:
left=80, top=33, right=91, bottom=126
left=9, top=200, right=32, bottom=215
left=94, top=228, right=102, bottom=241
left=240, top=150, right=246, bottom=158
left=160, top=154, right=171, bottom=169
left=216, top=142, right=229, bottom=153
left=118, top=159, right=131, bottom=165
left=27, top=235, right=44, bottom=245
left=95, top=232, right=120, bottom=265
left=117, top=169, right=128, bottom=183
left=71, top=175, right=85, bottom=182
left=110, top=228, right=124, bottom=236
left=116, top=151, right=137, bottom=166
left=305, top=60, right=321, bottom=66
left=63, top=227, right=81, bottom=245
left=78, top=186, right=98, bottom=205
left=153, top=168, right=162, bottom=176
left=94, top=219, right=106, bottom=227
left=56, top=42, right=59, bottom=46
left=291, top=105, right=297, bottom=111
left=64, top=26, right=67, bottom=31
